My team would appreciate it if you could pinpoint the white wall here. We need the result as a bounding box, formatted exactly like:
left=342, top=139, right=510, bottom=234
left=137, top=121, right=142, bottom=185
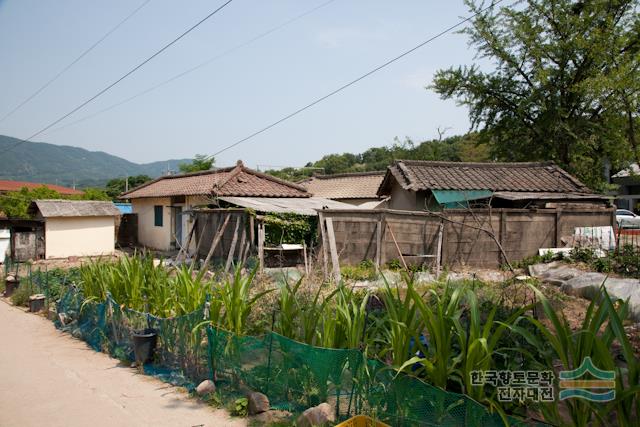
left=132, top=197, right=172, bottom=250
left=45, top=217, right=115, bottom=259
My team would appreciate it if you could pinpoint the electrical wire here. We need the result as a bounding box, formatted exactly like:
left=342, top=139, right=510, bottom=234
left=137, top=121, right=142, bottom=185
left=0, top=0, right=235, bottom=156
left=43, top=0, right=339, bottom=136
left=0, top=0, right=153, bottom=125
left=212, top=0, right=506, bottom=158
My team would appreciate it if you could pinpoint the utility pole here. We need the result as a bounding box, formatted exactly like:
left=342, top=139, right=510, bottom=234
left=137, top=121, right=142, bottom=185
left=125, top=176, right=129, bottom=192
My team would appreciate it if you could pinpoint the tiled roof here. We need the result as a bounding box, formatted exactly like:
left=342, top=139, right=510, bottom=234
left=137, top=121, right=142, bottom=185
left=300, top=171, right=385, bottom=199
left=30, top=200, right=120, bottom=218
left=0, top=180, right=83, bottom=195
left=378, top=160, right=592, bottom=195
left=121, top=161, right=309, bottom=199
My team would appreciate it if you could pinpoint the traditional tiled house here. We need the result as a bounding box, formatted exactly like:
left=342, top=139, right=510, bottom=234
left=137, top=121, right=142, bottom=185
left=121, top=161, right=320, bottom=251
left=378, top=160, right=608, bottom=210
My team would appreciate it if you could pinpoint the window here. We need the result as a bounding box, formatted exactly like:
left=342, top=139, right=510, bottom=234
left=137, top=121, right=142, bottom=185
left=154, top=205, right=163, bottom=227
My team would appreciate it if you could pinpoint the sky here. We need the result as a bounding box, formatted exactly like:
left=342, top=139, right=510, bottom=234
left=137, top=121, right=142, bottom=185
left=0, top=0, right=487, bottom=169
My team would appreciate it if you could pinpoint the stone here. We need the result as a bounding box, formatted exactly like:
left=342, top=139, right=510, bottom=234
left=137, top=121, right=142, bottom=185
left=71, top=328, right=82, bottom=339
left=246, top=391, right=269, bottom=415
left=58, top=312, right=70, bottom=326
left=196, top=379, right=216, bottom=396
left=296, top=403, right=335, bottom=427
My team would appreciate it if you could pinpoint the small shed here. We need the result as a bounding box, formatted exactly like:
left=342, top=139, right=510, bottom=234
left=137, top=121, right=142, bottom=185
left=28, top=200, right=120, bottom=259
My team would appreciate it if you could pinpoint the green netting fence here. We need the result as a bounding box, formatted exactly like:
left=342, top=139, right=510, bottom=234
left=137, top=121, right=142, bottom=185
left=52, top=285, right=532, bottom=426
left=55, top=288, right=209, bottom=389
left=205, top=327, right=525, bottom=426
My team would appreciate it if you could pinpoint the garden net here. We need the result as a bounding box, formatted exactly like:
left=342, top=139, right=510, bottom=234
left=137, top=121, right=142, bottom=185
left=56, top=288, right=209, bottom=389
left=55, top=287, right=529, bottom=426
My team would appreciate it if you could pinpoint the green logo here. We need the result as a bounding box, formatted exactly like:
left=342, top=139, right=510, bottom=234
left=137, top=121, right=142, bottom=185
left=559, top=357, right=615, bottom=402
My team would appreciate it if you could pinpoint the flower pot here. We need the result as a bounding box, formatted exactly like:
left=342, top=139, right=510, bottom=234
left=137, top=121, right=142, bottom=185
left=4, top=278, right=20, bottom=297
left=29, top=294, right=46, bottom=313
left=131, top=328, right=158, bottom=365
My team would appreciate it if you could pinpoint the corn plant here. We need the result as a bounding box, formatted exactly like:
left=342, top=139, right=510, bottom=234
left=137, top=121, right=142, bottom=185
left=334, top=285, right=369, bottom=349
left=215, top=265, right=273, bottom=336
left=509, top=284, right=639, bottom=426
left=376, top=274, right=422, bottom=367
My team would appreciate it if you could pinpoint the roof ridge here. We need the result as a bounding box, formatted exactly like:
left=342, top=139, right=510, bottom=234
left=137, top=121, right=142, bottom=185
left=396, top=159, right=556, bottom=168
left=311, top=171, right=386, bottom=179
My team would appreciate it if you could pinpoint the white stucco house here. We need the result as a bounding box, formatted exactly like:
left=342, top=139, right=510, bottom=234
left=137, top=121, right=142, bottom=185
left=28, top=199, right=120, bottom=259
left=120, top=161, right=313, bottom=251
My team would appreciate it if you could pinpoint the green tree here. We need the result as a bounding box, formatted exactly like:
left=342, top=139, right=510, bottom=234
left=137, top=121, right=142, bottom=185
left=178, top=154, right=214, bottom=173
left=431, top=0, right=640, bottom=189
left=0, top=187, right=61, bottom=218
left=105, top=175, right=152, bottom=199
left=74, top=188, right=110, bottom=201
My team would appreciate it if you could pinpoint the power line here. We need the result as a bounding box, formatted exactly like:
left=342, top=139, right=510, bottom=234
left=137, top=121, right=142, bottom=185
left=0, top=0, right=235, bottom=156
left=212, top=0, right=506, bottom=158
left=43, top=0, right=338, bottom=136
left=0, top=0, right=153, bottom=125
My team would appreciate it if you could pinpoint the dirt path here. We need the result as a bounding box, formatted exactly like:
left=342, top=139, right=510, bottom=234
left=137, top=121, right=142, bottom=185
left=0, top=300, right=245, bottom=427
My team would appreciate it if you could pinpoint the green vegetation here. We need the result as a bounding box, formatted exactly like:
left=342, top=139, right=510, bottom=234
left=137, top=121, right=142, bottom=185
left=105, top=175, right=152, bottom=199
left=265, top=134, right=489, bottom=181
left=341, top=260, right=377, bottom=281
left=178, top=154, right=214, bottom=173
left=431, top=0, right=640, bottom=190
left=48, top=254, right=640, bottom=425
left=79, top=255, right=209, bottom=317
left=263, top=213, right=317, bottom=246
left=0, top=185, right=110, bottom=219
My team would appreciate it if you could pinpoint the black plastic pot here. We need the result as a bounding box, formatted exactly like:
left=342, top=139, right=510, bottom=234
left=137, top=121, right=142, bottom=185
left=4, top=278, right=20, bottom=297
left=132, top=328, right=158, bottom=365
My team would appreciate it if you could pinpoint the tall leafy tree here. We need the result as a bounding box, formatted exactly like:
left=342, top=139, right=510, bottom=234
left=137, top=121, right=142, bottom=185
left=178, top=154, right=214, bottom=173
left=106, top=175, right=152, bottom=199
left=431, top=0, right=640, bottom=189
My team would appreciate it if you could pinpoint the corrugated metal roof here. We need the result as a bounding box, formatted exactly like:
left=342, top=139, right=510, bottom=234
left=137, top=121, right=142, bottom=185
left=217, top=196, right=359, bottom=216
left=31, top=200, right=120, bottom=218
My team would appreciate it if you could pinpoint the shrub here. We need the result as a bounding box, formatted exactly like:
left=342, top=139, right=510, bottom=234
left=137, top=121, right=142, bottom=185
left=11, top=284, right=31, bottom=307
left=341, top=260, right=377, bottom=281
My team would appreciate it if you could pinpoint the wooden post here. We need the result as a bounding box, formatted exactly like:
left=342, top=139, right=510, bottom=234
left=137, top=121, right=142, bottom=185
left=249, top=215, right=255, bottom=252
left=225, top=216, right=241, bottom=273
left=375, top=217, right=382, bottom=271
left=177, top=217, right=197, bottom=262
left=199, top=213, right=231, bottom=275
left=500, top=210, right=508, bottom=264
left=193, top=216, right=208, bottom=260
left=258, top=220, right=265, bottom=273
left=318, top=212, right=329, bottom=280
left=555, top=209, right=562, bottom=247
left=302, top=241, right=309, bottom=276
left=324, top=218, right=341, bottom=283
left=386, top=222, right=408, bottom=271
left=435, top=221, right=444, bottom=276
left=237, top=214, right=247, bottom=265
